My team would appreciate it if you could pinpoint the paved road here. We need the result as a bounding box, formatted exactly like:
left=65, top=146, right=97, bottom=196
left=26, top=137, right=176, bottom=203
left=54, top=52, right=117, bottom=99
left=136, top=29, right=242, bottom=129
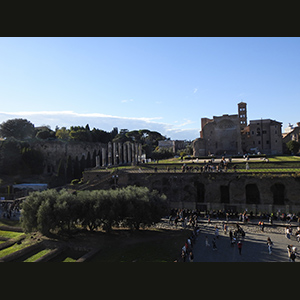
left=193, top=222, right=299, bottom=262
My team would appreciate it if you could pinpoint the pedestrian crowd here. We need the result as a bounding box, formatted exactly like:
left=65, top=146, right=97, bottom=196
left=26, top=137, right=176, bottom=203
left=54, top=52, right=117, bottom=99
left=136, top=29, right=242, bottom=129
left=0, top=201, right=21, bottom=219
left=178, top=226, right=200, bottom=262
left=174, top=217, right=300, bottom=262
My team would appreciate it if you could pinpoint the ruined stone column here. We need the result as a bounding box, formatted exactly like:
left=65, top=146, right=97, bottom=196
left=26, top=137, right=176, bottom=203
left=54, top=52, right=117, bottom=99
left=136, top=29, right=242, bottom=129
left=123, top=142, right=127, bottom=164
left=108, top=142, right=112, bottom=166
left=113, top=142, right=117, bottom=165
left=127, top=142, right=131, bottom=163
left=138, top=144, right=142, bottom=162
left=118, top=142, right=122, bottom=165
left=131, top=143, right=135, bottom=164
left=96, top=155, right=100, bottom=168
left=102, top=147, right=107, bottom=166
left=135, top=143, right=138, bottom=163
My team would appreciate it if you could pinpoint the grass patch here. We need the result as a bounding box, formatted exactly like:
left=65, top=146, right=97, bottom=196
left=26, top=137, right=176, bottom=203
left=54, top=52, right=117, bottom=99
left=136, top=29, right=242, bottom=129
left=0, top=236, right=34, bottom=258
left=0, top=230, right=23, bottom=240
left=23, top=248, right=52, bottom=262
left=48, top=248, right=87, bottom=262
left=268, top=156, right=300, bottom=162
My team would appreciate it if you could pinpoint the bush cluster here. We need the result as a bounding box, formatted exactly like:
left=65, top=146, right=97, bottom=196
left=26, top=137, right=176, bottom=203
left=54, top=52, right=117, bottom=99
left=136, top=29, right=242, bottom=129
left=20, top=186, right=168, bottom=236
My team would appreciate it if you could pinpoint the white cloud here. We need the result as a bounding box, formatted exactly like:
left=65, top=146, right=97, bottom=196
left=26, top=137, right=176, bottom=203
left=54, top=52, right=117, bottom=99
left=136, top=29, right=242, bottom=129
left=121, top=99, right=134, bottom=103
left=0, top=111, right=199, bottom=141
left=178, top=119, right=194, bottom=127
left=193, top=88, right=198, bottom=94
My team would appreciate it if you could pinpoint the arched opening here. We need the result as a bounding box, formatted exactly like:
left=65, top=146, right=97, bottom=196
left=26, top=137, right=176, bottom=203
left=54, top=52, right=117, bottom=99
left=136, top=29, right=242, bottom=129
left=271, top=183, right=285, bottom=205
left=220, top=185, right=230, bottom=203
left=245, top=184, right=260, bottom=204
left=194, top=181, right=205, bottom=203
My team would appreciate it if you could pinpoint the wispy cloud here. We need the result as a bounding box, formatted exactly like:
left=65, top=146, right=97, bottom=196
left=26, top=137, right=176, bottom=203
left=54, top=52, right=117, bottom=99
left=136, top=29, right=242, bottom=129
left=121, top=99, right=134, bottom=103
left=178, top=119, right=195, bottom=127
left=0, top=111, right=199, bottom=141
left=193, top=88, right=198, bottom=94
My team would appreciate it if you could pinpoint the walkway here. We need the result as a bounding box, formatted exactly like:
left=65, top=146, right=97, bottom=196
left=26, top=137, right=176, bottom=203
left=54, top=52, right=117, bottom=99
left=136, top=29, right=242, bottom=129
left=193, top=221, right=299, bottom=262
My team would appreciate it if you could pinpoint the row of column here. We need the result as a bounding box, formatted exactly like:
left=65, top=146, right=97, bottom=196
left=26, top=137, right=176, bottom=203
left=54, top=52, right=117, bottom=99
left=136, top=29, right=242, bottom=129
left=96, top=142, right=142, bottom=167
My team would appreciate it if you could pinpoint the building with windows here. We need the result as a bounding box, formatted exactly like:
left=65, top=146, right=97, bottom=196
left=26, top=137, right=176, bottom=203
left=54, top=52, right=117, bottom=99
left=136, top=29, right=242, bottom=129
left=244, top=119, right=283, bottom=155
left=193, top=102, right=283, bottom=156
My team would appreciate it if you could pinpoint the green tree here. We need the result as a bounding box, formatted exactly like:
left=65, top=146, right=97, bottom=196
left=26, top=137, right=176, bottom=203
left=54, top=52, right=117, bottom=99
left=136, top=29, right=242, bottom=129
left=66, top=155, right=73, bottom=183
left=0, top=118, right=35, bottom=140
left=54, top=190, right=77, bottom=232
left=57, top=158, right=66, bottom=186
left=73, top=156, right=81, bottom=179
left=286, top=140, right=300, bottom=154
left=91, top=128, right=111, bottom=143
left=20, top=190, right=45, bottom=233
left=21, top=189, right=59, bottom=235
left=77, top=190, right=100, bottom=231
left=55, top=127, right=70, bottom=140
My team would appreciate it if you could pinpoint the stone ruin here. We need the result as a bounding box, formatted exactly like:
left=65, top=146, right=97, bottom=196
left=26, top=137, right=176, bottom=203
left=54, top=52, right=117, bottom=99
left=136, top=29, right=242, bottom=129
left=32, top=140, right=143, bottom=175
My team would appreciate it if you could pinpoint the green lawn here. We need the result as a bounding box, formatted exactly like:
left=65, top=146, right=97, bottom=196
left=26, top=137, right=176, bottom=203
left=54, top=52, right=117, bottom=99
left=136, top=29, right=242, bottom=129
left=268, top=155, right=300, bottom=162
left=0, top=237, right=34, bottom=258
left=23, top=248, right=52, bottom=262
left=0, top=230, right=23, bottom=240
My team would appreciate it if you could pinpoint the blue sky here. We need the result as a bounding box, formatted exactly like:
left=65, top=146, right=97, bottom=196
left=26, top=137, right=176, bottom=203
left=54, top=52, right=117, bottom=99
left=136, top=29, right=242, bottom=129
left=0, top=37, right=299, bottom=140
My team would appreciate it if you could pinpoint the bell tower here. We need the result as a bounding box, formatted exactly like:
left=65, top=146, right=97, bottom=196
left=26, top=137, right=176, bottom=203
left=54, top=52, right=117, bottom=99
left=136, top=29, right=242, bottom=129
left=238, top=102, right=247, bottom=129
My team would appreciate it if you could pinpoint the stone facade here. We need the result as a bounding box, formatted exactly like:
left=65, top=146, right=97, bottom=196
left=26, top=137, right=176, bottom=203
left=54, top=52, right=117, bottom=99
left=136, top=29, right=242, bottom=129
left=243, top=119, right=283, bottom=155
left=198, top=114, right=243, bottom=156
left=194, top=102, right=283, bottom=156
left=83, top=170, right=300, bottom=214
left=158, top=140, right=186, bottom=153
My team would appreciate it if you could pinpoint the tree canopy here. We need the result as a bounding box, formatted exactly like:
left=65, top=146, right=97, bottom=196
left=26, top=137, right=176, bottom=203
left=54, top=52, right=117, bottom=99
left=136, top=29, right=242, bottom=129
left=286, top=140, right=300, bottom=154
left=0, top=118, right=35, bottom=140
left=20, top=186, right=169, bottom=235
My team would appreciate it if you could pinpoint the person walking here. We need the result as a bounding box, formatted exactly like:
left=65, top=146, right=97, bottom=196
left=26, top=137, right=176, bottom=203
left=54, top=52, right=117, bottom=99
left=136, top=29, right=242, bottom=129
left=189, top=251, right=194, bottom=262
left=215, top=226, right=219, bottom=239
left=205, top=236, right=210, bottom=247
left=223, top=223, right=227, bottom=235
left=229, top=230, right=233, bottom=245
left=267, top=237, right=273, bottom=254
left=212, top=238, right=217, bottom=250
left=285, top=226, right=291, bottom=239
left=237, top=240, right=242, bottom=255
left=287, top=245, right=293, bottom=261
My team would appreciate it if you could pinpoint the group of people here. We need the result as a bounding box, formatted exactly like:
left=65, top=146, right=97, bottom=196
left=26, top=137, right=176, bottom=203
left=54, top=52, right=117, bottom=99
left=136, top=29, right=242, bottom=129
left=287, top=244, right=298, bottom=262
left=169, top=208, right=199, bottom=229
left=179, top=226, right=200, bottom=262
left=0, top=201, right=21, bottom=220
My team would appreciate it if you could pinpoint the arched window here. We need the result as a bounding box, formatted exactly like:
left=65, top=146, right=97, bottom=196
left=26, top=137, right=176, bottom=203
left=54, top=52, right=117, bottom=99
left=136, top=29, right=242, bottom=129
left=245, top=184, right=260, bottom=204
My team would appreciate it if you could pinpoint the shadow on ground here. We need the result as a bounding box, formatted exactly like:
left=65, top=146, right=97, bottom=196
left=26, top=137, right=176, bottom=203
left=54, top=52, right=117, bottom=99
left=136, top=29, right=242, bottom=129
left=193, top=224, right=297, bottom=262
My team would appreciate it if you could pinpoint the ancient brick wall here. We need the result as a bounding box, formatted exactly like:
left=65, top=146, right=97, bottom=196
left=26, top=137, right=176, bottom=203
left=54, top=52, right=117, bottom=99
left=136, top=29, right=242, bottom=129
left=83, top=170, right=300, bottom=214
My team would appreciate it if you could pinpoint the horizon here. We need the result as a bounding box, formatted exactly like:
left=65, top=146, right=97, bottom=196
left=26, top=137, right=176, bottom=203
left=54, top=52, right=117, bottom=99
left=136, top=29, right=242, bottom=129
left=0, top=37, right=299, bottom=140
